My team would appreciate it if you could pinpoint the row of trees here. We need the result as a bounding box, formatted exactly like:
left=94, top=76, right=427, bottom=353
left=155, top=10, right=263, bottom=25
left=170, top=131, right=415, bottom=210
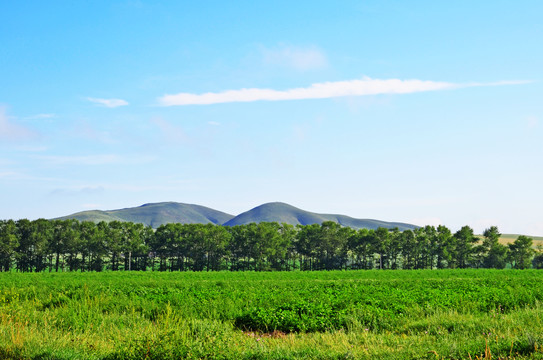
left=0, top=219, right=541, bottom=272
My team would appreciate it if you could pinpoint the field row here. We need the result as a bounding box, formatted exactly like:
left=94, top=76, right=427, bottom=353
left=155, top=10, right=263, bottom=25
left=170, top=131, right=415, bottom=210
left=0, top=270, right=542, bottom=359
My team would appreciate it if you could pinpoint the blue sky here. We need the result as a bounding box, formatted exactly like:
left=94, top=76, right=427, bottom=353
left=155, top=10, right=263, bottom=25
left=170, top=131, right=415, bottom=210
left=1, top=1, right=542, bottom=235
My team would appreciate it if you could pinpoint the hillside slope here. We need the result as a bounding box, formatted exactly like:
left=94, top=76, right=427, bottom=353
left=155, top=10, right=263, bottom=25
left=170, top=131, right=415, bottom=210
left=223, top=202, right=417, bottom=231
left=59, top=201, right=418, bottom=230
left=58, top=202, right=235, bottom=228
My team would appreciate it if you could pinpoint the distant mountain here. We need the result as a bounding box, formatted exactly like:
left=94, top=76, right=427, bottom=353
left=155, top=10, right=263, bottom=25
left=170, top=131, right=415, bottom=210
left=223, top=202, right=417, bottom=231
left=57, top=202, right=235, bottom=228
left=58, top=201, right=417, bottom=230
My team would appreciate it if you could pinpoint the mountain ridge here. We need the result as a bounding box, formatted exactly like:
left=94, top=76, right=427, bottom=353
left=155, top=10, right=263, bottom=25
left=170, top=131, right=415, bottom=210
left=223, top=202, right=417, bottom=231
left=57, top=201, right=418, bottom=230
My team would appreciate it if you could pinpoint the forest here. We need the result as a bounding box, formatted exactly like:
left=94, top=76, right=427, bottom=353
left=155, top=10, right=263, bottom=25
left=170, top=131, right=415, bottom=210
left=0, top=218, right=541, bottom=272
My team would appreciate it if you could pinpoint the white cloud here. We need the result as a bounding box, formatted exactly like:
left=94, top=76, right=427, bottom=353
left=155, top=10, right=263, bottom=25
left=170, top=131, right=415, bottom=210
left=261, top=44, right=328, bottom=71
left=87, top=97, right=129, bottom=108
left=158, top=77, right=528, bottom=106
left=0, top=106, right=36, bottom=140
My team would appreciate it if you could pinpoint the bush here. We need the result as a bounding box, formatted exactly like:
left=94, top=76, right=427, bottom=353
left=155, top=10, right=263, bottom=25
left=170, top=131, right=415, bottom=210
left=234, top=301, right=347, bottom=333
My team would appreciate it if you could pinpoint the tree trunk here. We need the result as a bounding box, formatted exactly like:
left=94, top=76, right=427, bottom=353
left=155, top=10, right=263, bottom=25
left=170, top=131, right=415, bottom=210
left=55, top=252, right=60, bottom=272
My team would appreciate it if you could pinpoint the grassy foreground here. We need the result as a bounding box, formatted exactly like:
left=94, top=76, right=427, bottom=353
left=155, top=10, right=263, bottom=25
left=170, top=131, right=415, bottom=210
left=1, top=270, right=543, bottom=359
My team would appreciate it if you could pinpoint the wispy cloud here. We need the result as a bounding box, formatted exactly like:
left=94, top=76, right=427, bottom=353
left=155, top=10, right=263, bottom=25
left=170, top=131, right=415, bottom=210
left=260, top=44, right=328, bottom=71
left=87, top=97, right=129, bottom=108
left=158, top=77, right=529, bottom=106
left=0, top=106, right=36, bottom=140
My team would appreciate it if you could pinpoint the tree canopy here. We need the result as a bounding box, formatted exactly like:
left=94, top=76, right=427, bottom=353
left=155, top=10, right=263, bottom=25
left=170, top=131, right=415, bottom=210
left=0, top=219, right=539, bottom=272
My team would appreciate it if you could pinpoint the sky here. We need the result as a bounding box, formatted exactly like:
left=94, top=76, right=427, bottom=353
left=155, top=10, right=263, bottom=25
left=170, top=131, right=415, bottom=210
left=1, top=1, right=542, bottom=235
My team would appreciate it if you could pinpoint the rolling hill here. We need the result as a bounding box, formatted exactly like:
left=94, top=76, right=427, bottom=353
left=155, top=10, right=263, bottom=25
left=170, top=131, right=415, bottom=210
left=59, top=201, right=417, bottom=230
left=223, top=202, right=417, bottom=230
left=57, top=202, right=235, bottom=228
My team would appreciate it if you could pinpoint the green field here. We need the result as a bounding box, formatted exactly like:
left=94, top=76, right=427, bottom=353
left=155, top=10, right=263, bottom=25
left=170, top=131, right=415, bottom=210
left=1, top=270, right=543, bottom=359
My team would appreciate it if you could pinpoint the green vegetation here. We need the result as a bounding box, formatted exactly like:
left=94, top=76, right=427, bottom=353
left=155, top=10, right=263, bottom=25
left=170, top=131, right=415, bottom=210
left=1, top=219, right=541, bottom=273
left=0, top=270, right=542, bottom=359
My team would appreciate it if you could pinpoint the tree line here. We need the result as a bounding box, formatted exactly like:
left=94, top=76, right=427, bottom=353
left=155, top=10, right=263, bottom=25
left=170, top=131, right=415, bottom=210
left=0, top=219, right=541, bottom=272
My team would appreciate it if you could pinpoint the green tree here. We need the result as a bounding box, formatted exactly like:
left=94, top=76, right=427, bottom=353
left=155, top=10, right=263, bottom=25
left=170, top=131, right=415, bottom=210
left=0, top=220, right=19, bottom=271
left=508, top=235, right=534, bottom=269
left=106, top=221, right=124, bottom=271
left=31, top=219, right=53, bottom=272
left=374, top=227, right=389, bottom=269
left=348, top=228, right=374, bottom=270
left=435, top=225, right=453, bottom=269
left=295, top=224, right=321, bottom=271
left=533, top=245, right=543, bottom=269
left=119, top=222, right=147, bottom=271
left=88, top=221, right=109, bottom=271
left=318, top=221, right=351, bottom=270
left=400, top=229, right=417, bottom=269
left=278, top=223, right=297, bottom=271
left=64, top=220, right=82, bottom=271
left=15, top=219, right=34, bottom=271
left=227, top=225, right=250, bottom=271
left=201, top=224, right=230, bottom=271
left=152, top=223, right=176, bottom=271
left=454, top=226, right=478, bottom=268
left=416, top=226, right=436, bottom=269
left=386, top=228, right=402, bottom=269
left=481, top=226, right=508, bottom=269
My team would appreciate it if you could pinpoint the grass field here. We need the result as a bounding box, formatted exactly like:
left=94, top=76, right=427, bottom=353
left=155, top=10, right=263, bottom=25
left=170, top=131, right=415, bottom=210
left=1, top=270, right=543, bottom=359
left=498, top=234, right=543, bottom=247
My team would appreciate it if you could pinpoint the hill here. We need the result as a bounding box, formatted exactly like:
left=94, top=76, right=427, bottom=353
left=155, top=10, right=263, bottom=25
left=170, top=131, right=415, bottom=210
left=223, top=202, right=417, bottom=231
left=58, top=202, right=235, bottom=228
left=59, top=201, right=418, bottom=230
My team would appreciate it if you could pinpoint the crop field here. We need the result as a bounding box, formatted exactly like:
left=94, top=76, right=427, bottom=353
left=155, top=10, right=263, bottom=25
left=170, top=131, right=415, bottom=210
left=1, top=270, right=543, bottom=359
left=498, top=234, right=543, bottom=247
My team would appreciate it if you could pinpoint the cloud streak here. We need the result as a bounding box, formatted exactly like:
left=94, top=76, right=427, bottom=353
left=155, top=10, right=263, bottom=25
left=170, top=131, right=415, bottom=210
left=158, top=78, right=529, bottom=106
left=87, top=97, right=129, bottom=108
